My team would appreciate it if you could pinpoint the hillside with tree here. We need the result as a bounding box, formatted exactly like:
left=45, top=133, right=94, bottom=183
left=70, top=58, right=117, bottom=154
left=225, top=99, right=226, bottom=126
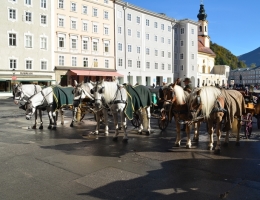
left=238, top=47, right=260, bottom=67
left=210, top=42, right=247, bottom=70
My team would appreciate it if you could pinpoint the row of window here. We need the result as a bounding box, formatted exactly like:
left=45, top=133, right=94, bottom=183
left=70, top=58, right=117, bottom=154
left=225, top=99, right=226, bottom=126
left=8, top=9, right=47, bottom=25
left=117, top=59, right=172, bottom=70
left=58, top=56, right=109, bottom=68
left=9, top=0, right=47, bottom=8
left=9, top=59, right=47, bottom=70
left=9, top=33, right=47, bottom=49
left=58, top=18, right=110, bottom=35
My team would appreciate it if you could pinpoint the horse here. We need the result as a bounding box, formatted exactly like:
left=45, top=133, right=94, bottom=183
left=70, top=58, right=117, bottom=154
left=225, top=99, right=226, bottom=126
left=13, top=83, right=44, bottom=129
left=25, top=86, right=74, bottom=130
left=72, top=81, right=109, bottom=135
left=163, top=83, right=201, bottom=148
left=91, top=80, right=152, bottom=142
left=187, top=86, right=245, bottom=154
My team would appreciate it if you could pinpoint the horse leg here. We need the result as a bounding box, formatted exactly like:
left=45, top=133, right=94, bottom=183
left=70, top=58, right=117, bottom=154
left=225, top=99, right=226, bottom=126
left=174, top=120, right=181, bottom=147
left=102, top=109, right=109, bottom=136
left=121, top=112, right=128, bottom=142
left=137, top=110, right=144, bottom=134
left=32, top=109, right=37, bottom=129
left=112, top=111, right=120, bottom=141
left=60, top=109, right=64, bottom=125
left=214, top=118, right=222, bottom=154
left=51, top=111, right=57, bottom=130
left=70, top=107, right=77, bottom=127
left=47, top=108, right=52, bottom=129
left=94, top=112, right=100, bottom=135
left=193, top=122, right=200, bottom=142
left=38, top=109, right=43, bottom=129
left=186, top=124, right=192, bottom=149
left=207, top=121, right=214, bottom=150
left=145, top=107, right=151, bottom=135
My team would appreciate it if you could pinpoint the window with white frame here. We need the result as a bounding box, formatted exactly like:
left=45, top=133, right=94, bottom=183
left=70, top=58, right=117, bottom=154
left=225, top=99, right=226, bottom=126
left=117, top=10, right=122, bottom=18
left=83, top=57, right=88, bottom=67
left=58, top=36, right=65, bottom=47
left=105, top=59, right=109, bottom=68
left=82, top=39, right=88, bottom=50
left=168, top=64, right=171, bottom=70
left=168, top=26, right=171, bottom=32
left=104, top=11, right=108, bottom=19
left=118, top=43, right=122, bottom=51
left=71, top=38, right=77, bottom=49
left=128, top=44, right=132, bottom=52
left=71, top=2, right=76, bottom=12
left=180, top=40, right=184, bottom=46
left=137, top=61, right=140, bottom=68
left=168, top=39, right=171, bottom=44
left=161, top=51, right=164, bottom=57
left=146, top=62, right=150, bottom=69
left=9, top=9, right=16, bottom=20
left=41, top=15, right=47, bottom=25
left=191, top=54, right=194, bottom=59
left=93, top=24, right=98, bottom=33
left=155, top=63, right=158, bottom=69
left=72, top=56, right=77, bottom=66
left=192, top=65, right=194, bottom=70
left=104, top=0, right=108, bottom=3
left=118, top=58, right=123, bottom=67
left=128, top=60, right=132, bottom=67
left=191, top=28, right=194, bottom=34
left=10, top=59, right=17, bottom=69
left=136, top=16, right=140, bottom=24
left=93, top=41, right=98, bottom=51
left=83, top=22, right=87, bottom=31
left=161, top=63, right=164, bottom=70
left=41, top=61, right=47, bottom=70
left=104, top=27, right=109, bottom=35
left=9, top=33, right=16, bottom=46
left=25, top=35, right=32, bottom=48
left=146, top=19, right=149, bottom=26
left=128, top=29, right=131, bottom=36
left=25, top=12, right=32, bottom=22
left=41, top=0, right=46, bottom=8
left=146, top=48, right=149, bottom=55
left=59, top=0, right=64, bottom=9
left=180, top=53, right=184, bottom=59
left=26, top=60, right=32, bottom=69
left=154, top=22, right=157, bottom=28
left=127, top=13, right=131, bottom=21
left=40, top=37, right=47, bottom=49
left=93, top=8, right=98, bottom=17
left=192, top=41, right=194, bottom=46
left=137, top=46, right=140, bottom=54
left=168, top=52, right=171, bottom=58
left=59, top=55, right=64, bottom=65
left=146, top=33, right=149, bottom=40
left=137, top=31, right=140, bottom=38
left=25, top=0, right=31, bottom=5
left=71, top=20, right=76, bottom=29
left=118, top=26, right=122, bottom=34
left=161, top=24, right=164, bottom=30
left=58, top=18, right=64, bottom=27
left=155, top=49, right=158, bottom=56
left=181, top=65, right=183, bottom=70
left=104, top=42, right=109, bottom=53
left=161, top=37, right=164, bottom=43
left=181, top=28, right=184, bottom=34
left=154, top=35, right=157, bottom=42
left=94, top=59, right=98, bottom=67
left=82, top=5, right=87, bottom=14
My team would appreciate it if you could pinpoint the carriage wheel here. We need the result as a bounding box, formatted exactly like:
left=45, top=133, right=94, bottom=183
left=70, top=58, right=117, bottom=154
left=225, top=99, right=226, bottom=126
left=158, top=111, right=169, bottom=130
left=257, top=115, right=260, bottom=129
left=131, top=113, right=141, bottom=128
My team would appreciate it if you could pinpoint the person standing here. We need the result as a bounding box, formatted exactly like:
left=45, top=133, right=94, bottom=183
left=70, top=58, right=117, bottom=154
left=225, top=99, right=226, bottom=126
left=183, top=78, right=193, bottom=93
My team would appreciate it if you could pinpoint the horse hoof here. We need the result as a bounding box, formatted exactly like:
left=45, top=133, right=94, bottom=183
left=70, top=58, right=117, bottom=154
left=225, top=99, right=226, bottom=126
left=214, top=149, right=221, bottom=154
left=223, top=142, right=229, bottom=147
left=122, top=138, right=128, bottom=143
left=70, top=124, right=73, bottom=127
left=52, top=127, right=56, bottom=130
left=208, top=146, right=213, bottom=150
left=186, top=145, right=191, bottom=149
left=174, top=143, right=180, bottom=147
left=39, top=126, right=43, bottom=130
left=193, top=138, right=199, bottom=143
left=145, top=131, right=150, bottom=136
left=113, top=137, right=118, bottom=142
left=32, top=126, right=36, bottom=129
left=48, top=126, right=52, bottom=129
left=236, top=142, right=240, bottom=146
left=138, top=131, right=142, bottom=135
left=61, top=123, right=64, bottom=125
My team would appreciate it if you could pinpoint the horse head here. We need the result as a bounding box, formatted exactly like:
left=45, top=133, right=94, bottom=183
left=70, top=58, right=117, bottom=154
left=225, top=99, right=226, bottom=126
left=91, top=80, right=105, bottom=109
left=25, top=100, right=35, bottom=120
left=13, top=83, right=23, bottom=104
left=188, top=89, right=202, bottom=120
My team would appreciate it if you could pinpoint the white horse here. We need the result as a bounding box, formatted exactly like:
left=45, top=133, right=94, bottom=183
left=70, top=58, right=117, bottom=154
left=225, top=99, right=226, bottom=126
left=72, top=81, right=109, bottom=135
left=187, top=86, right=245, bottom=154
left=25, top=86, right=74, bottom=130
left=13, top=83, right=44, bottom=129
left=91, top=80, right=151, bottom=142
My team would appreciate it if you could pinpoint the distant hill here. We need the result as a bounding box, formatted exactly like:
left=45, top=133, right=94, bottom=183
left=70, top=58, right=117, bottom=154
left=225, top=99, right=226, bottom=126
left=238, top=47, right=260, bottom=67
left=210, top=42, right=247, bottom=70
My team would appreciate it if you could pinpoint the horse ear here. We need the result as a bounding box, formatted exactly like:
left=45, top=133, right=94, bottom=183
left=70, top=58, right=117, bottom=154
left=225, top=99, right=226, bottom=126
left=74, top=80, right=78, bottom=86
left=196, top=89, right=201, bottom=96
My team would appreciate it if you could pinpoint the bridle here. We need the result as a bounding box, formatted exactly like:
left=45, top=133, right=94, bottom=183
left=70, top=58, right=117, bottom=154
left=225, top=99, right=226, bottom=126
left=14, top=84, right=38, bottom=102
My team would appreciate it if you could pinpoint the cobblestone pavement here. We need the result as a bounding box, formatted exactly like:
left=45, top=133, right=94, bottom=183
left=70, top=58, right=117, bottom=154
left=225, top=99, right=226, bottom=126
left=0, top=97, right=260, bottom=200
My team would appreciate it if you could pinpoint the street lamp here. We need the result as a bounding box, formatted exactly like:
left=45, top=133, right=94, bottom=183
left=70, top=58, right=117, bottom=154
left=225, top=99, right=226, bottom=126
left=128, top=72, right=130, bottom=85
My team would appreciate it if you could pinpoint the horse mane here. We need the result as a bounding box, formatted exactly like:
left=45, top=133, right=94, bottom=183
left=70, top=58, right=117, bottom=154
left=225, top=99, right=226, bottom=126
left=102, top=81, right=119, bottom=103
left=198, top=86, right=221, bottom=118
left=173, top=84, right=187, bottom=105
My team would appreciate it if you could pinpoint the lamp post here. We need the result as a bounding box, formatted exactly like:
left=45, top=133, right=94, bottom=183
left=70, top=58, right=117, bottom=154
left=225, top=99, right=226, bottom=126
left=128, top=72, right=130, bottom=85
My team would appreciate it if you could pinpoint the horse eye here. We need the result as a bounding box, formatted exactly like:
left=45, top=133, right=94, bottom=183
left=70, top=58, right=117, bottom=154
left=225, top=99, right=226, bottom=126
left=98, top=88, right=103, bottom=94
left=90, top=89, right=94, bottom=94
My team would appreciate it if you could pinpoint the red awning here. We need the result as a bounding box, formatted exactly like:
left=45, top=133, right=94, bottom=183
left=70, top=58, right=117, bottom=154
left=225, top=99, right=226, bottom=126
left=70, top=70, right=123, bottom=77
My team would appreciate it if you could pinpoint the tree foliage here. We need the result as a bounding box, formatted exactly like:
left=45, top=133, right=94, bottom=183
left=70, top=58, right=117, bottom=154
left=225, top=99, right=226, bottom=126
left=210, top=42, right=247, bottom=70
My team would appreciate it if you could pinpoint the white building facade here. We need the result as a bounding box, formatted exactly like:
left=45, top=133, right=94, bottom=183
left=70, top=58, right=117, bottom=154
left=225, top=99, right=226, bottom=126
left=115, top=1, right=176, bottom=86
left=0, top=0, right=54, bottom=92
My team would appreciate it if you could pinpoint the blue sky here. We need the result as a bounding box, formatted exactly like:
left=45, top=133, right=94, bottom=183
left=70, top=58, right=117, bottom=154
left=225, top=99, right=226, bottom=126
left=125, top=0, right=260, bottom=56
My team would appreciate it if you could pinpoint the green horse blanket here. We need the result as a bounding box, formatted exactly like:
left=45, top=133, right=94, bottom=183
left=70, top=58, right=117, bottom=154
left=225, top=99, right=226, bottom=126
left=52, top=85, right=74, bottom=111
left=124, top=85, right=153, bottom=120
